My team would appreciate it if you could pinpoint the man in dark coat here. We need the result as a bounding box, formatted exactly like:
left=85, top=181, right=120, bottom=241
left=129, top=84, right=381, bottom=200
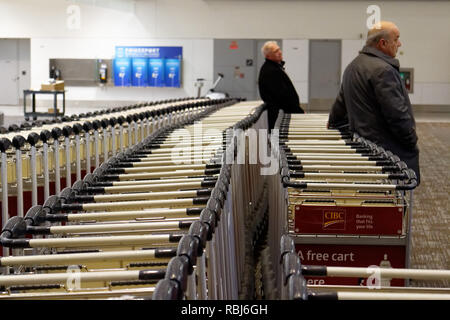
left=258, top=41, right=304, bottom=131
left=328, top=21, right=420, bottom=184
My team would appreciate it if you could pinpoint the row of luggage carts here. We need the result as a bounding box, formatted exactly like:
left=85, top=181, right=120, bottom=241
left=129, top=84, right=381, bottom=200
left=0, top=99, right=448, bottom=300
left=0, top=98, right=269, bottom=299
left=0, top=97, right=215, bottom=248
left=268, top=112, right=450, bottom=300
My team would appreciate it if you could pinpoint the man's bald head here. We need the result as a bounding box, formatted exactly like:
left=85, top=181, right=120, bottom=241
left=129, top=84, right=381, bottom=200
left=366, top=21, right=402, bottom=58
left=366, top=21, right=398, bottom=45
left=262, top=41, right=283, bottom=63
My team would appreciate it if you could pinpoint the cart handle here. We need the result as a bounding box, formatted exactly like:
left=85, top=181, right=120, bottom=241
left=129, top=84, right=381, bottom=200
left=176, top=235, right=199, bottom=275
left=0, top=216, right=30, bottom=248
left=281, top=168, right=417, bottom=191
left=153, top=278, right=181, bottom=300
left=395, top=169, right=418, bottom=190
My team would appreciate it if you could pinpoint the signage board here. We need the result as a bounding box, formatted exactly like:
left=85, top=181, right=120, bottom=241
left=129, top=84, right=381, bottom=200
left=165, top=59, right=181, bottom=87
left=114, top=46, right=182, bottom=87
left=148, top=59, right=165, bottom=87
left=132, top=58, right=149, bottom=87
left=113, top=58, right=131, bottom=87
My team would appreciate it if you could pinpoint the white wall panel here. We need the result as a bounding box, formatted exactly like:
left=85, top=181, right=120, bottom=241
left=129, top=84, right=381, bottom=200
left=282, top=39, right=308, bottom=83
left=30, top=37, right=213, bottom=101
left=341, top=39, right=365, bottom=79
left=0, top=0, right=448, bottom=105
left=291, top=81, right=308, bottom=108
left=421, top=83, right=450, bottom=106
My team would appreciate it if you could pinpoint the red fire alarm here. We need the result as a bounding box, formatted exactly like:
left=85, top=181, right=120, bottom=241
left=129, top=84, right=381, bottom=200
left=229, top=41, right=238, bottom=50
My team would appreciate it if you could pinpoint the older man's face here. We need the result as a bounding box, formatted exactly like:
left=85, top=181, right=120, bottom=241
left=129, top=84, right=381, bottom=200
left=267, top=45, right=283, bottom=63
left=382, top=27, right=402, bottom=58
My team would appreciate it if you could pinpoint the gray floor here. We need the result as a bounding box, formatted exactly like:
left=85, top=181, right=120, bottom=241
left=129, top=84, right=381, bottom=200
left=409, top=122, right=450, bottom=287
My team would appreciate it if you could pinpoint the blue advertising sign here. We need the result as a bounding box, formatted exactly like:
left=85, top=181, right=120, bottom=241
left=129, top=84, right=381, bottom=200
left=113, top=58, right=132, bottom=87
left=115, top=46, right=182, bottom=60
left=114, top=46, right=182, bottom=87
left=148, top=59, right=165, bottom=87
left=164, top=59, right=181, bottom=87
left=132, top=58, right=148, bottom=87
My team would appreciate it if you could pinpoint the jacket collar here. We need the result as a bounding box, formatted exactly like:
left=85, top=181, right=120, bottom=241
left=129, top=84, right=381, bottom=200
left=360, top=46, right=400, bottom=69
left=265, top=58, right=285, bottom=70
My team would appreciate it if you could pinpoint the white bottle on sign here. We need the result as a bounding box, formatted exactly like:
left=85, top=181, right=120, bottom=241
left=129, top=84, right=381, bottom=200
left=379, top=254, right=392, bottom=287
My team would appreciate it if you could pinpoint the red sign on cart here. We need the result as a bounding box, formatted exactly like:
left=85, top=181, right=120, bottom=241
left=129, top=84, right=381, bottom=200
left=294, top=205, right=403, bottom=235
left=323, top=209, right=346, bottom=230
left=295, top=243, right=406, bottom=286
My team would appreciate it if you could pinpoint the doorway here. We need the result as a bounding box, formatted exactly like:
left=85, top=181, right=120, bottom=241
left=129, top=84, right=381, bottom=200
left=308, top=40, right=341, bottom=112
left=213, top=39, right=257, bottom=101
left=213, top=39, right=282, bottom=101
left=0, top=39, right=30, bottom=106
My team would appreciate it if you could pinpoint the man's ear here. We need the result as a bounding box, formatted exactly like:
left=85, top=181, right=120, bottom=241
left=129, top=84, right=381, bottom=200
left=376, top=39, right=385, bottom=51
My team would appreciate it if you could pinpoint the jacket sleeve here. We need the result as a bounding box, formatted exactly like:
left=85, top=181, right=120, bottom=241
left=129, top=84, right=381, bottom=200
left=328, top=85, right=348, bottom=128
left=372, top=66, right=418, bottom=149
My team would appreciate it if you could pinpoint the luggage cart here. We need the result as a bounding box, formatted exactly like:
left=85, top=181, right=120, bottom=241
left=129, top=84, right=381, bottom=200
left=0, top=99, right=265, bottom=301
left=279, top=234, right=450, bottom=300
left=273, top=112, right=418, bottom=288
left=0, top=98, right=220, bottom=253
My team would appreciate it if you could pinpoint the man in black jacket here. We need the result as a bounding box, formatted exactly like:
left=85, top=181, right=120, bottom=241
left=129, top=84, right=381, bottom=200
left=328, top=21, right=420, bottom=184
left=258, top=41, right=304, bottom=131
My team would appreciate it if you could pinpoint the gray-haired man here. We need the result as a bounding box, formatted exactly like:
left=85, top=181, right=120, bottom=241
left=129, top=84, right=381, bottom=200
left=328, top=21, right=420, bottom=184
left=258, top=41, right=304, bottom=131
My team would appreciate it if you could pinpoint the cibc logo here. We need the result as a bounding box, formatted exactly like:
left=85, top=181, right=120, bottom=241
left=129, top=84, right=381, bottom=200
left=323, top=210, right=346, bottom=230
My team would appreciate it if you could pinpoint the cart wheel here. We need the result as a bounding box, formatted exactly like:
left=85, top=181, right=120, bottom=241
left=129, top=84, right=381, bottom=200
left=33, top=116, right=37, bottom=121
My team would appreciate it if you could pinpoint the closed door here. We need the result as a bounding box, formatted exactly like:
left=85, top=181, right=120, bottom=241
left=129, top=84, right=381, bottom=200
left=309, top=40, right=341, bottom=111
left=0, top=39, right=19, bottom=105
left=213, top=39, right=257, bottom=101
